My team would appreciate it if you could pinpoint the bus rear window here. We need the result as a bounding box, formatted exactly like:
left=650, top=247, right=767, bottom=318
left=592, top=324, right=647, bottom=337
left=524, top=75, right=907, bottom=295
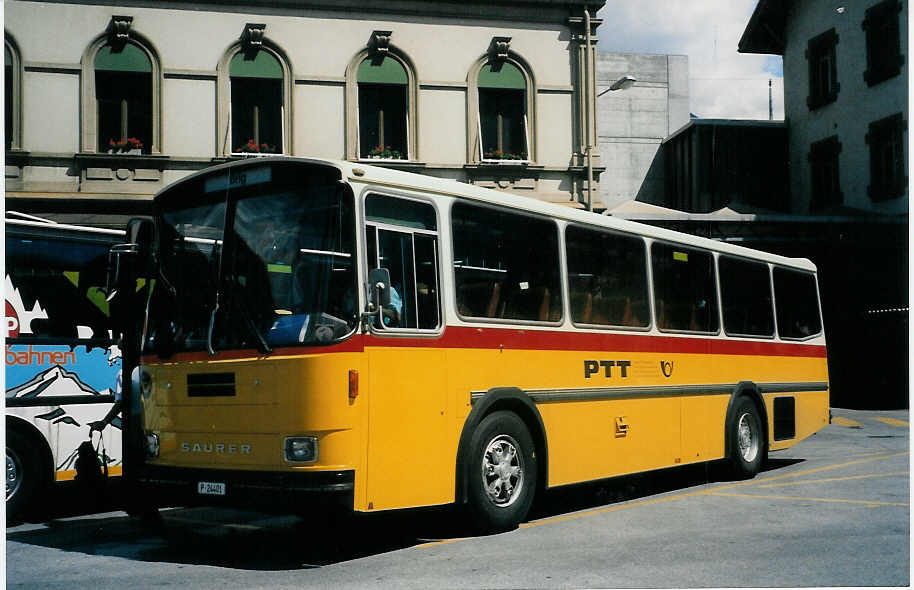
left=773, top=268, right=822, bottom=339
left=651, top=243, right=719, bottom=333
left=566, top=226, right=649, bottom=328
left=719, top=256, right=775, bottom=337
left=452, top=203, right=561, bottom=322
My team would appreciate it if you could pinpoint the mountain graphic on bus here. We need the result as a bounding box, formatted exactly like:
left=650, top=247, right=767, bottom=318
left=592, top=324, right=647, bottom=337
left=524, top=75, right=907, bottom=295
left=6, top=365, right=106, bottom=399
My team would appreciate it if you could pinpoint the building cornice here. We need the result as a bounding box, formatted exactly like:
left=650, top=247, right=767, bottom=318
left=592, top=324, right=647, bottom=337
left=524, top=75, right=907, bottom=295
left=738, top=0, right=787, bottom=55
left=18, top=0, right=606, bottom=25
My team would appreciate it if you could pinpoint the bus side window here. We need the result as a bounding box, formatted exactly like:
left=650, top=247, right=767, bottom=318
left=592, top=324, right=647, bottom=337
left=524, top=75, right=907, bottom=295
left=452, top=202, right=562, bottom=323
left=365, top=194, right=440, bottom=331
left=719, top=256, right=775, bottom=338
left=565, top=225, right=650, bottom=328
left=773, top=267, right=822, bottom=339
left=651, top=243, right=719, bottom=334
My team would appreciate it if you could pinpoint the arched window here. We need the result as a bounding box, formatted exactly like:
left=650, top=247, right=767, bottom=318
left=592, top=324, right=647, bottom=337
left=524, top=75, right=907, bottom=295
left=357, top=56, right=408, bottom=160
left=229, top=49, right=283, bottom=154
left=5, top=33, right=22, bottom=151
left=466, top=49, right=536, bottom=164
left=80, top=19, right=162, bottom=155
left=95, top=43, right=152, bottom=153
left=478, top=62, right=528, bottom=161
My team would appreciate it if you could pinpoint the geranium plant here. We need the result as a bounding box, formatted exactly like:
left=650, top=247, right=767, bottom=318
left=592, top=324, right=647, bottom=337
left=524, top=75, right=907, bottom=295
left=108, top=137, right=144, bottom=153
left=367, top=145, right=403, bottom=160
left=483, top=149, right=526, bottom=161
left=235, top=139, right=278, bottom=154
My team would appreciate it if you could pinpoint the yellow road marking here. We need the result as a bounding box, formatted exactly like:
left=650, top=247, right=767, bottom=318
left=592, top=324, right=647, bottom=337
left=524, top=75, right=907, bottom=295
left=416, top=451, right=910, bottom=547
left=758, top=471, right=909, bottom=488
left=706, top=491, right=908, bottom=508
left=831, top=416, right=863, bottom=428
left=872, top=417, right=909, bottom=427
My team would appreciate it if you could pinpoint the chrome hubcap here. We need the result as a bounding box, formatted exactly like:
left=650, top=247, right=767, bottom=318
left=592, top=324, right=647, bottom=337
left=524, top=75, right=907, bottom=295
left=737, top=412, right=759, bottom=463
left=482, top=434, right=524, bottom=507
left=6, top=448, right=22, bottom=501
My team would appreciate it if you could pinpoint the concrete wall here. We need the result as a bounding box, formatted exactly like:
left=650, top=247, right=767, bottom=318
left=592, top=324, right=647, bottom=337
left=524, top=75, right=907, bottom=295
left=782, top=0, right=908, bottom=214
left=595, top=51, right=689, bottom=210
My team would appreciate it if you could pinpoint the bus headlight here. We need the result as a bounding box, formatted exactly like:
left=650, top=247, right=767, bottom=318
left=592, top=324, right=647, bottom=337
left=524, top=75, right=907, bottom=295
left=284, top=437, right=318, bottom=463
left=145, top=432, right=160, bottom=458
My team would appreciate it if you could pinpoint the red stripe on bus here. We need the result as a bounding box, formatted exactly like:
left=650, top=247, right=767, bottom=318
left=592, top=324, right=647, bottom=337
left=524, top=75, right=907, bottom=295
left=147, top=326, right=826, bottom=363
left=364, top=326, right=827, bottom=357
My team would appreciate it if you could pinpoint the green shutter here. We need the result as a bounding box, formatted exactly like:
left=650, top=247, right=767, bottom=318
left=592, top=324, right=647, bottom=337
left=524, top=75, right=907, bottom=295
left=95, top=43, right=151, bottom=73
left=357, top=56, right=407, bottom=85
left=478, top=62, right=525, bottom=90
left=230, top=50, right=283, bottom=79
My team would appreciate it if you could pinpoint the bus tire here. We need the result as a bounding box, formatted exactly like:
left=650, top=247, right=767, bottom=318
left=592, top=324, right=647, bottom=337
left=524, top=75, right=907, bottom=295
left=466, top=411, right=537, bottom=533
left=727, top=397, right=765, bottom=479
left=6, top=428, right=42, bottom=524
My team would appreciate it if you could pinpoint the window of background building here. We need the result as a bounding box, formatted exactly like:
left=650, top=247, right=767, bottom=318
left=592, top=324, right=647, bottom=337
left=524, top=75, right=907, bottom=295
left=565, top=226, right=649, bottom=328
left=806, top=28, right=839, bottom=110
left=358, top=57, right=408, bottom=160
left=478, top=62, right=528, bottom=161
left=95, top=43, right=152, bottom=153
left=868, top=113, right=906, bottom=201
left=230, top=50, right=283, bottom=154
left=863, top=0, right=904, bottom=86
left=809, top=136, right=842, bottom=210
left=452, top=203, right=560, bottom=322
left=5, top=44, right=12, bottom=150
left=651, top=243, right=718, bottom=333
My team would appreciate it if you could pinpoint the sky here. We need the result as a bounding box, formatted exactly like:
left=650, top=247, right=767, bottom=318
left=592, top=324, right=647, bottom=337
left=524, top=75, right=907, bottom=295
left=596, top=0, right=784, bottom=120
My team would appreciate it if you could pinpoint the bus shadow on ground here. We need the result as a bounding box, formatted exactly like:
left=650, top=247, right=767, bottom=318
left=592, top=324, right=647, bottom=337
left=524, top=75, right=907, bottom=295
left=8, top=458, right=805, bottom=570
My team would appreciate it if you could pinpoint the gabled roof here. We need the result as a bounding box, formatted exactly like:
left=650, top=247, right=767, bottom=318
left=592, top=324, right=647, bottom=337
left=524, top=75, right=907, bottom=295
left=738, top=0, right=788, bottom=55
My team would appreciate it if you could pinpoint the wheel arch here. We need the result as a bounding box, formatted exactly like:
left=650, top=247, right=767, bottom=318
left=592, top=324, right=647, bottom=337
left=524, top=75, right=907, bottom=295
left=6, top=415, right=56, bottom=487
left=455, top=387, right=548, bottom=504
left=724, top=381, right=769, bottom=460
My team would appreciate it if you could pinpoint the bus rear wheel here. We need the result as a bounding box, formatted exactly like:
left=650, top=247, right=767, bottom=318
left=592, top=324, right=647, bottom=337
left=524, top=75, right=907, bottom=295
left=466, top=411, right=537, bottom=533
left=6, top=428, right=41, bottom=524
left=727, top=397, right=764, bottom=479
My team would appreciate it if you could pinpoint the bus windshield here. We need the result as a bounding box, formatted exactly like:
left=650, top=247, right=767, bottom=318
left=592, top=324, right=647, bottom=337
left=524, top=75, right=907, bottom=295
left=148, top=162, right=358, bottom=355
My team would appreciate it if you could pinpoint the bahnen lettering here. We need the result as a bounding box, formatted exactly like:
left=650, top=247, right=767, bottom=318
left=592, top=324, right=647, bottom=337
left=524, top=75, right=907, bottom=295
left=584, top=360, right=631, bottom=378
left=6, top=346, right=77, bottom=366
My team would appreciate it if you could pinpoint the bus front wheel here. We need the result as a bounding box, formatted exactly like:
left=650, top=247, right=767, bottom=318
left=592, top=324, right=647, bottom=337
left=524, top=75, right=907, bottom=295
left=466, top=411, right=537, bottom=533
left=727, top=397, right=765, bottom=479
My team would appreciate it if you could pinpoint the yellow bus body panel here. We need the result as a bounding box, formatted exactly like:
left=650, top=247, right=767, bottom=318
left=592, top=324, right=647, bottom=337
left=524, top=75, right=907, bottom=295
left=142, top=336, right=828, bottom=512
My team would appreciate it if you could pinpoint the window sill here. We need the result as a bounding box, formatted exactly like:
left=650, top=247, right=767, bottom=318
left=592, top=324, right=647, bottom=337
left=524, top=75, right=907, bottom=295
left=355, top=159, right=427, bottom=171
left=464, top=162, right=543, bottom=171
left=75, top=152, right=170, bottom=169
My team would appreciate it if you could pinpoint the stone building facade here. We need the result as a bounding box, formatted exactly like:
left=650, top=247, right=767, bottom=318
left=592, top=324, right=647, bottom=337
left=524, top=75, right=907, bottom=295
left=5, top=0, right=607, bottom=223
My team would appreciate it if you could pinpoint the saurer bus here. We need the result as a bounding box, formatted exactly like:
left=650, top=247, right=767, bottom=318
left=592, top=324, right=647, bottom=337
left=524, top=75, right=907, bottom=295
left=120, top=157, right=829, bottom=532
left=5, top=215, right=126, bottom=521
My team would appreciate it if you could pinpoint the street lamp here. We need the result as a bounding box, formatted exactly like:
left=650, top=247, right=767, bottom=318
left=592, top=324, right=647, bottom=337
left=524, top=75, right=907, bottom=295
left=598, top=75, right=637, bottom=96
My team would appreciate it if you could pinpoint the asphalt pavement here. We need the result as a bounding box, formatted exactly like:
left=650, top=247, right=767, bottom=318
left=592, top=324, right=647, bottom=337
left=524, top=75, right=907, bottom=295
left=5, top=408, right=909, bottom=589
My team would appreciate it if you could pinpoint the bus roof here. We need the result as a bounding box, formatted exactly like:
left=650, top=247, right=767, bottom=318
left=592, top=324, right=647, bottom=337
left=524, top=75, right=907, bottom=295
left=157, top=156, right=818, bottom=273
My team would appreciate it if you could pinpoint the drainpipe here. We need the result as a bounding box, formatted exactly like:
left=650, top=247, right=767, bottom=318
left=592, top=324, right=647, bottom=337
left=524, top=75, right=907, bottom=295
left=584, top=8, right=594, bottom=211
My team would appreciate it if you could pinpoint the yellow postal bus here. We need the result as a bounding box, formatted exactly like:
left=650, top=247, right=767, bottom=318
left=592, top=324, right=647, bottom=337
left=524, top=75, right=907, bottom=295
left=126, top=157, right=828, bottom=531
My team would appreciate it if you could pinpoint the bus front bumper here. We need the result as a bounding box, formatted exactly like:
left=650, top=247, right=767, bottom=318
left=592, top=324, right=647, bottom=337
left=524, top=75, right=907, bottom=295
left=136, top=465, right=355, bottom=513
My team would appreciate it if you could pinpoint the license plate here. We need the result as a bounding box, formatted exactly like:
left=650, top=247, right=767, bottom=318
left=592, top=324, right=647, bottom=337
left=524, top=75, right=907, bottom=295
left=197, top=481, right=226, bottom=496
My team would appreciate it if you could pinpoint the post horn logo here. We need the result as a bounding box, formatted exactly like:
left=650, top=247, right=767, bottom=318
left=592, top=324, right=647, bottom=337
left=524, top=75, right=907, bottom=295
left=660, top=360, right=674, bottom=378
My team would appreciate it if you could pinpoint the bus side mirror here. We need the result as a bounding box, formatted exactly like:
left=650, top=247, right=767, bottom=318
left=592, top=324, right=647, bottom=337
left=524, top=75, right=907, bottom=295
left=106, top=217, right=155, bottom=302
left=368, top=268, right=392, bottom=309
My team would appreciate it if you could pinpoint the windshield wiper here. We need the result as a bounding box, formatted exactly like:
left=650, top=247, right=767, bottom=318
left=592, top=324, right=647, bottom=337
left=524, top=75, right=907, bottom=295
left=206, top=241, right=223, bottom=356
left=230, top=283, right=273, bottom=355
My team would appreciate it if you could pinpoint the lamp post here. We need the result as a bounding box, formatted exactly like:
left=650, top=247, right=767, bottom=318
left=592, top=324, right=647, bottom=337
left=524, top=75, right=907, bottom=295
left=587, top=74, right=636, bottom=211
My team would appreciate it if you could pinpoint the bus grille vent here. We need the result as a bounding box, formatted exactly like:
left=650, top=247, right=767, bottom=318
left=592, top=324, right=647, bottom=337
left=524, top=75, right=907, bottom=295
left=187, top=373, right=236, bottom=397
